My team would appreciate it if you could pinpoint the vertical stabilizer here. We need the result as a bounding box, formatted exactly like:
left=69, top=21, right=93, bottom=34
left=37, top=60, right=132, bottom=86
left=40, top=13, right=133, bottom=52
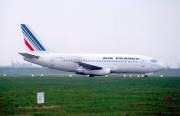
left=21, top=24, right=52, bottom=53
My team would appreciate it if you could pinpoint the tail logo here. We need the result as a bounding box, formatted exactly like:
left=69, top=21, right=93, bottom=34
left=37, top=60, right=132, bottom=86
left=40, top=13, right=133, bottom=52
left=21, top=24, right=46, bottom=51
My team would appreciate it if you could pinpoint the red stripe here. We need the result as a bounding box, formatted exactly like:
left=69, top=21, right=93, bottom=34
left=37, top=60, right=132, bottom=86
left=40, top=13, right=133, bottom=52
left=24, top=39, right=34, bottom=51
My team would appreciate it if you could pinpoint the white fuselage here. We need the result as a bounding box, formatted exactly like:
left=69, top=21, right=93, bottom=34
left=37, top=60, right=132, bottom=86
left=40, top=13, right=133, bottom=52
left=23, top=53, right=165, bottom=75
left=19, top=24, right=165, bottom=76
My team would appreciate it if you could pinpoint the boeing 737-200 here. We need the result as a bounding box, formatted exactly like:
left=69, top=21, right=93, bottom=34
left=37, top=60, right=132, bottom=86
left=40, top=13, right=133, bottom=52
left=19, top=24, right=165, bottom=77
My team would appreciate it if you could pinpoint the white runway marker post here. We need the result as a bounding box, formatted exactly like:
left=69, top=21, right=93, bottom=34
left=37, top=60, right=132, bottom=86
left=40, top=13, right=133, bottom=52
left=37, top=92, right=44, bottom=108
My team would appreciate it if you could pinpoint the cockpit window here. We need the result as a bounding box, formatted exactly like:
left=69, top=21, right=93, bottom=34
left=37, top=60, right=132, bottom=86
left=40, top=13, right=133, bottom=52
left=150, top=59, right=157, bottom=63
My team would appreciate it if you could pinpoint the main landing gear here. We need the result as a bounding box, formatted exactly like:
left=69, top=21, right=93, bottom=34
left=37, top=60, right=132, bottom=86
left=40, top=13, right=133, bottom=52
left=144, top=75, right=148, bottom=77
left=89, top=75, right=94, bottom=77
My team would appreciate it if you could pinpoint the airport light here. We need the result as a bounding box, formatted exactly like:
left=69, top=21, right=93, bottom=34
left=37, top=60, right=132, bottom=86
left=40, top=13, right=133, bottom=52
left=87, top=75, right=89, bottom=77
left=105, top=75, right=108, bottom=77
left=138, top=75, right=139, bottom=77
left=41, top=74, right=44, bottom=77
left=32, top=74, right=34, bottom=77
left=69, top=75, right=72, bottom=77
left=142, top=75, right=144, bottom=77
left=4, top=74, right=6, bottom=77
left=124, top=75, right=126, bottom=77
left=161, top=75, right=163, bottom=78
left=130, top=75, right=131, bottom=78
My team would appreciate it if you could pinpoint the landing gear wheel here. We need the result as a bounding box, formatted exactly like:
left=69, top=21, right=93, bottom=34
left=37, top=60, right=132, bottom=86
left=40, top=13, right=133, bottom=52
left=144, top=75, right=148, bottom=77
left=89, top=75, right=94, bottom=77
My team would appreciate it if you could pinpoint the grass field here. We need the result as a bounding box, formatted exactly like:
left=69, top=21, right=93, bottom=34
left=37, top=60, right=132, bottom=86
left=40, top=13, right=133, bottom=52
left=0, top=75, right=180, bottom=116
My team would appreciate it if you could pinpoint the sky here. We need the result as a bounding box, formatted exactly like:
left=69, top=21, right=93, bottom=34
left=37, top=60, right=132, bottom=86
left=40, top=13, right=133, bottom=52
left=0, top=0, right=180, bottom=68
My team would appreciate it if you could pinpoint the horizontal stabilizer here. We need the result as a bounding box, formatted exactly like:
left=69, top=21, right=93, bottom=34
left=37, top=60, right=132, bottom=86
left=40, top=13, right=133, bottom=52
left=19, top=53, right=39, bottom=58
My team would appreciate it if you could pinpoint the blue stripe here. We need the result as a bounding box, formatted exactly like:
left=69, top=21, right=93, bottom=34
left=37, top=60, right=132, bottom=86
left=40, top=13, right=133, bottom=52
left=22, top=31, right=39, bottom=50
left=21, top=26, right=41, bottom=50
left=22, top=24, right=46, bottom=51
left=21, top=24, right=46, bottom=51
left=21, top=25, right=42, bottom=51
left=22, top=29, right=40, bottom=50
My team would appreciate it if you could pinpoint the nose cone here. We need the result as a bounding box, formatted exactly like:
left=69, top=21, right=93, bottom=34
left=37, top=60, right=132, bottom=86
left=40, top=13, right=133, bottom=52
left=159, top=63, right=166, bottom=70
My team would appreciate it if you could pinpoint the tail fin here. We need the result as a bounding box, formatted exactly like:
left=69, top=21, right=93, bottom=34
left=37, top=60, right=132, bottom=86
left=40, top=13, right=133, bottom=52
left=21, top=24, right=52, bottom=52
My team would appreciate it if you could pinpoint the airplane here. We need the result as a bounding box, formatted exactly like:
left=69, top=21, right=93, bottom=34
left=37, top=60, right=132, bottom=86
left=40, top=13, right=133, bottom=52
left=19, top=24, right=165, bottom=77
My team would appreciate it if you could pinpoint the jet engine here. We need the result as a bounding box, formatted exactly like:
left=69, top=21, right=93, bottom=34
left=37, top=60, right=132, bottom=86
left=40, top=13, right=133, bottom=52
left=76, top=67, right=111, bottom=76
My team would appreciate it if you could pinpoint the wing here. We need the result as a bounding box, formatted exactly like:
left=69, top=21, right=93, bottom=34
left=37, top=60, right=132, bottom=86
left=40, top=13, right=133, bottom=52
left=19, top=53, right=39, bottom=58
left=75, top=62, right=102, bottom=70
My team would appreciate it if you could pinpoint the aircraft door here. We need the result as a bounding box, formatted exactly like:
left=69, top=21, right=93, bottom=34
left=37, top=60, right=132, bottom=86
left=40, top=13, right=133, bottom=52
left=113, top=63, right=117, bottom=73
left=50, top=57, right=55, bottom=68
left=141, top=59, right=145, bottom=67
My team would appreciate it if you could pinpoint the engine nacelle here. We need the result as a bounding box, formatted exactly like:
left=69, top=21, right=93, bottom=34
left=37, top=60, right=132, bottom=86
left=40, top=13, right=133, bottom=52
left=76, top=68, right=111, bottom=76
